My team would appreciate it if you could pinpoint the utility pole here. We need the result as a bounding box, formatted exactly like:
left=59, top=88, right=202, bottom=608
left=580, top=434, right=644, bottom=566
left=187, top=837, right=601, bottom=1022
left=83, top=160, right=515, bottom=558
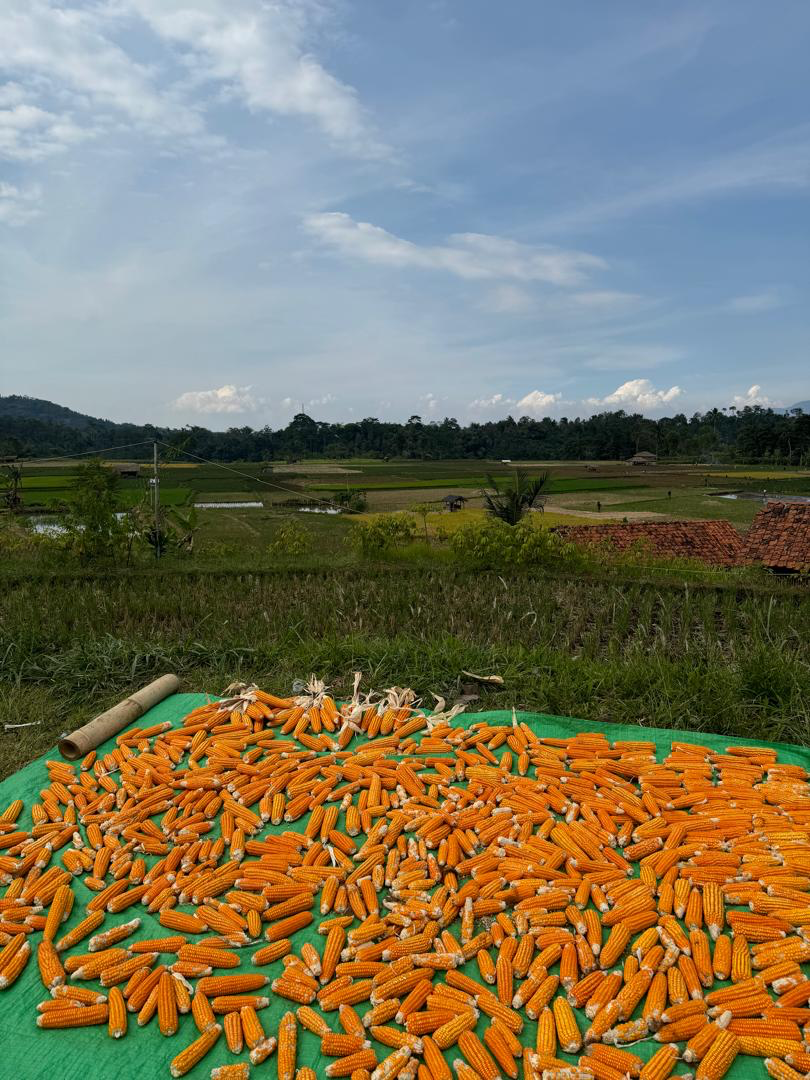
left=153, top=441, right=160, bottom=560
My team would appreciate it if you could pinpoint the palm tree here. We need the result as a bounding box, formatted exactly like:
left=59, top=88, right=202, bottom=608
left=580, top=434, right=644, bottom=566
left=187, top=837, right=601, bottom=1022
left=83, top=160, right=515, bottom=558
left=481, top=470, right=548, bottom=525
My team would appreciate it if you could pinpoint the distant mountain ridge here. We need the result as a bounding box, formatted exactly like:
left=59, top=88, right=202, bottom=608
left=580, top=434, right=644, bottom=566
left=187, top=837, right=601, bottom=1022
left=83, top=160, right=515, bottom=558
left=0, top=394, right=114, bottom=429
left=1, top=393, right=806, bottom=432
left=0, top=392, right=807, bottom=464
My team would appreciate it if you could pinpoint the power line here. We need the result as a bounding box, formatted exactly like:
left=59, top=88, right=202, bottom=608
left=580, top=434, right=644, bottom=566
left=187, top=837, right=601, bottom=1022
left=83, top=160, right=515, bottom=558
left=13, top=441, right=156, bottom=465
left=157, top=442, right=362, bottom=514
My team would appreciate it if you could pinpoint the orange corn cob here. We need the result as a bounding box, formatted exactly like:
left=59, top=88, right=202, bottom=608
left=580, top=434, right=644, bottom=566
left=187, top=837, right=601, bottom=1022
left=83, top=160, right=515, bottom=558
left=108, top=985, right=127, bottom=1038
left=278, top=1010, right=297, bottom=1080
left=170, top=1023, right=222, bottom=1077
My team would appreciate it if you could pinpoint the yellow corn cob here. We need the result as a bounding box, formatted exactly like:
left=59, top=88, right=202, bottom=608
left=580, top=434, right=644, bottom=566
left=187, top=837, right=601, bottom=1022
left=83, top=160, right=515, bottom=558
left=371, top=1046, right=412, bottom=1080
left=731, top=935, right=751, bottom=983
left=170, top=1024, right=222, bottom=1077
left=278, top=1010, right=297, bottom=1080
left=423, top=1034, right=453, bottom=1080
left=695, top=1030, right=739, bottom=1080
left=193, top=989, right=217, bottom=1033
left=224, top=1010, right=243, bottom=1054
left=108, top=985, right=127, bottom=1038
left=37, top=1003, right=110, bottom=1028
left=433, top=1009, right=479, bottom=1050
left=158, top=971, right=179, bottom=1036
left=324, top=1048, right=378, bottom=1077
left=764, top=1061, right=806, bottom=1080
left=37, top=939, right=65, bottom=990
left=604, top=1018, right=650, bottom=1045
left=251, top=939, right=291, bottom=966
left=584, top=1045, right=643, bottom=1077
left=238, top=1005, right=265, bottom=1049
left=553, top=996, right=583, bottom=1054
left=210, top=1066, right=250, bottom=1080
left=737, top=1037, right=805, bottom=1058
left=537, top=1007, right=557, bottom=1055
left=483, top=1020, right=520, bottom=1078
left=457, top=1030, right=499, bottom=1080
left=43, top=884, right=73, bottom=942
left=703, top=882, right=724, bottom=939
left=321, top=1033, right=368, bottom=1056
left=321, top=925, right=345, bottom=984
left=249, top=1036, right=278, bottom=1065
left=600, top=925, right=631, bottom=969
left=294, top=1003, right=330, bottom=1036
left=52, top=909, right=100, bottom=955
left=198, top=974, right=269, bottom=996
left=639, top=1043, right=679, bottom=1080
left=273, top=974, right=316, bottom=1004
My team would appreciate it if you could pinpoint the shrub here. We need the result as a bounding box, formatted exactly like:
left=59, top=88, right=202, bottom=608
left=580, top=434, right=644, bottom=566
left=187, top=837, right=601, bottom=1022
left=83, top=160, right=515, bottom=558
left=268, top=520, right=312, bottom=557
left=449, top=518, right=582, bottom=569
left=348, top=513, right=417, bottom=556
left=332, top=489, right=368, bottom=512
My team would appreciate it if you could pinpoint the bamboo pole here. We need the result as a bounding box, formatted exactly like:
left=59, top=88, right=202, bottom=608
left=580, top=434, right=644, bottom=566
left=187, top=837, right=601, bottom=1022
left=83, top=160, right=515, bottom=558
left=58, top=674, right=180, bottom=760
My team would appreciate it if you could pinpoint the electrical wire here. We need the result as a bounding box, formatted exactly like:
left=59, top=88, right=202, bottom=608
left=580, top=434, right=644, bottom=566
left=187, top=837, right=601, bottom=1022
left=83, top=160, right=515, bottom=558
left=157, top=442, right=362, bottom=514
left=12, top=441, right=155, bottom=465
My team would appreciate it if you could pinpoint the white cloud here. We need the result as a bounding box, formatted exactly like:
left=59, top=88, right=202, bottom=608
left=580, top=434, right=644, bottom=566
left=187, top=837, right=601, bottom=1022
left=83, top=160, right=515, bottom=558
left=420, top=392, right=440, bottom=411
left=0, top=100, right=88, bottom=161
left=731, top=385, right=780, bottom=409
left=516, top=390, right=563, bottom=415
left=469, top=390, right=564, bottom=416
left=587, top=378, right=682, bottom=410
left=303, top=212, right=606, bottom=286
left=128, top=0, right=386, bottom=157
left=727, top=290, right=786, bottom=313
left=470, top=393, right=512, bottom=410
left=0, top=1, right=203, bottom=139
left=0, top=180, right=42, bottom=224
left=173, top=384, right=257, bottom=414
left=0, top=0, right=382, bottom=175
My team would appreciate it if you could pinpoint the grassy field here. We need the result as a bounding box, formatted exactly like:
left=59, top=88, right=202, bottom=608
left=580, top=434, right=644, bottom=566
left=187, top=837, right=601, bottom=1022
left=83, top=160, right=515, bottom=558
left=0, top=565, right=807, bottom=780
left=3, top=456, right=808, bottom=780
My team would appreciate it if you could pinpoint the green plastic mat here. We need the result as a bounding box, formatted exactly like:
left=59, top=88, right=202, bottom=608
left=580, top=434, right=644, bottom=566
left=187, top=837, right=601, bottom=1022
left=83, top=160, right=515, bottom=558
left=0, top=693, right=807, bottom=1080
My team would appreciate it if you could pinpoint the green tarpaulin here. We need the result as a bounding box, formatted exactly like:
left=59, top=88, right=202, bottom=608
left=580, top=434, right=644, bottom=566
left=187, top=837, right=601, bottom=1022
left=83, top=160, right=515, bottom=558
left=0, top=692, right=807, bottom=1080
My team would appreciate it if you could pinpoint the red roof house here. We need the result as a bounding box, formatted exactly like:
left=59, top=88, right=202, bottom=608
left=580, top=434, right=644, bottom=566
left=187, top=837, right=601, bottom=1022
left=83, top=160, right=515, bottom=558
left=744, top=502, right=810, bottom=573
left=553, top=520, right=747, bottom=567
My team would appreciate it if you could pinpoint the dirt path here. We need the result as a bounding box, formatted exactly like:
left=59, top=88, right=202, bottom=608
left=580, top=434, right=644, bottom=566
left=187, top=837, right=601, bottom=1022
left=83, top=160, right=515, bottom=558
left=541, top=503, right=667, bottom=521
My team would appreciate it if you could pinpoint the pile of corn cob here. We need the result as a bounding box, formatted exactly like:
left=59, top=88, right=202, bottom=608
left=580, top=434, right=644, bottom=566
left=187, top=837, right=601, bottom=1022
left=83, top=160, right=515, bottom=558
left=1, top=681, right=809, bottom=1080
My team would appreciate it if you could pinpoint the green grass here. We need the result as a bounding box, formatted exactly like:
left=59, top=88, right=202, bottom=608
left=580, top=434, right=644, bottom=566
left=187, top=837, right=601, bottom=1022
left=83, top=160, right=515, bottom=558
left=4, top=458, right=808, bottom=782
left=608, top=490, right=762, bottom=526
left=308, top=476, right=647, bottom=494
left=1, top=565, right=807, bottom=780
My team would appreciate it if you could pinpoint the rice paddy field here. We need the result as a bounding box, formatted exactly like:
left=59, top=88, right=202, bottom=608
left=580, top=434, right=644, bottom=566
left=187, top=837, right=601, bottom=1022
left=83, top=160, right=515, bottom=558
left=2, top=457, right=808, bottom=781
left=1, top=563, right=808, bottom=781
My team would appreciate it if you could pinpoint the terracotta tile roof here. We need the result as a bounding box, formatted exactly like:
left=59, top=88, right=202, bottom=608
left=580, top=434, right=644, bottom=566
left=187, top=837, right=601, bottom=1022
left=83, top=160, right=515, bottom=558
left=744, top=501, right=810, bottom=572
left=553, top=520, right=747, bottom=567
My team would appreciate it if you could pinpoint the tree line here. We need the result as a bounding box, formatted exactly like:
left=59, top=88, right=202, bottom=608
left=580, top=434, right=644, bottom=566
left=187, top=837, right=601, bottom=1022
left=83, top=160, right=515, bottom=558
left=1, top=398, right=809, bottom=464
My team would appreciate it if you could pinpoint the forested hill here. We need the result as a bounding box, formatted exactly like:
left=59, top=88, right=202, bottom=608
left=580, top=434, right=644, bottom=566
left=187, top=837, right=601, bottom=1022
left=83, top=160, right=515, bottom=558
left=1, top=394, right=808, bottom=464
left=0, top=395, right=114, bottom=429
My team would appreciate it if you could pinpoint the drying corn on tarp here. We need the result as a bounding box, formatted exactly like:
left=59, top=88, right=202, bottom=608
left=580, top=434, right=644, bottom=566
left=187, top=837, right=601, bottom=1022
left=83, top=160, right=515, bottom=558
left=0, top=690, right=810, bottom=1080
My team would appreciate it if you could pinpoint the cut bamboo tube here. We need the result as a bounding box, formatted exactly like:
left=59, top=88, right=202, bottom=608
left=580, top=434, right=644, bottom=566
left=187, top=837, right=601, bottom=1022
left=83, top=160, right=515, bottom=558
left=58, top=674, right=180, bottom=759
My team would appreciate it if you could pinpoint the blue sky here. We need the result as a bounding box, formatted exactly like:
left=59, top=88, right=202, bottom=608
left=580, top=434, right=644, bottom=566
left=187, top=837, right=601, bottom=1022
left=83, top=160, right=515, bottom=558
left=0, top=0, right=807, bottom=428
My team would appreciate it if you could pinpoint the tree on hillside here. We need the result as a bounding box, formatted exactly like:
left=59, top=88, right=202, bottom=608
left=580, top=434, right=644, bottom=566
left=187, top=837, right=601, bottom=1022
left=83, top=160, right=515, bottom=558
left=481, top=470, right=548, bottom=526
